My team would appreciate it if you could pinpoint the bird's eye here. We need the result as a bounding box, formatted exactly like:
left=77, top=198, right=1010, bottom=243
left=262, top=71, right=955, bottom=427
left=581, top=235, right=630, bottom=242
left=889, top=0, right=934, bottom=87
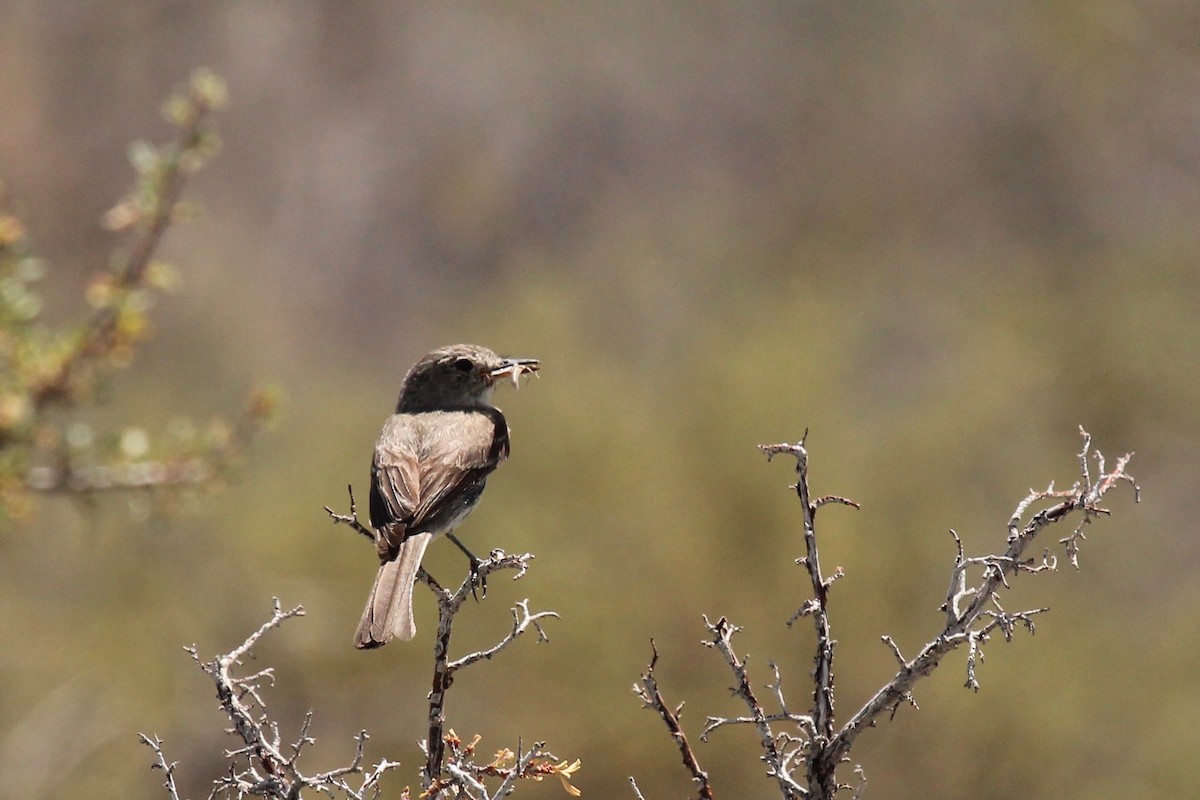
left=453, top=357, right=474, bottom=373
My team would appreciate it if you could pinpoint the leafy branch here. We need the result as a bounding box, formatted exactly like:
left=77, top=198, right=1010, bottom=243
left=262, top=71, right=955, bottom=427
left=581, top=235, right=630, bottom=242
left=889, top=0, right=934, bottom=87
left=0, top=69, right=275, bottom=518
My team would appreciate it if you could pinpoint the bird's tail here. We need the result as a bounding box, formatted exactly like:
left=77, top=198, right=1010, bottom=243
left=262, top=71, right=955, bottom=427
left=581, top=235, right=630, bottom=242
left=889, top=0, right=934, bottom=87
left=354, top=531, right=434, bottom=649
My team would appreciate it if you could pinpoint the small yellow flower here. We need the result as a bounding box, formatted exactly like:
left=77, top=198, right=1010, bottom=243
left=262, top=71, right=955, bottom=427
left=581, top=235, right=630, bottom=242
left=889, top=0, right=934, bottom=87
left=551, top=759, right=582, bottom=796
left=488, top=748, right=515, bottom=769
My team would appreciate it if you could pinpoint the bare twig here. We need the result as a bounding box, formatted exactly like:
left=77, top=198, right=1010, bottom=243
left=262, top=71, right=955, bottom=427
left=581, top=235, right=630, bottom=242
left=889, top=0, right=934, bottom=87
left=423, top=550, right=553, bottom=788
left=640, top=428, right=1137, bottom=800
left=760, top=434, right=859, bottom=798
left=139, top=734, right=184, bottom=800
left=325, top=492, right=572, bottom=798
left=449, top=598, right=559, bottom=672
left=703, top=615, right=806, bottom=800
left=821, top=427, right=1138, bottom=785
left=142, top=599, right=401, bottom=800
left=633, top=640, right=714, bottom=800
left=324, top=484, right=375, bottom=542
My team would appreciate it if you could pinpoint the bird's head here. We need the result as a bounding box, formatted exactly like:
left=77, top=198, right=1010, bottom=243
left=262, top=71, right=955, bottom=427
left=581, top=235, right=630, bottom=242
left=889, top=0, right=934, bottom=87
left=395, top=344, right=539, bottom=412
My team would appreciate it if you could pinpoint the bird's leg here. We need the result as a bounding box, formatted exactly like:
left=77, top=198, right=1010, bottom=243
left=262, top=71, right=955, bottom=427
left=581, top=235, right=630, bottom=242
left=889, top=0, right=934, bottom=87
left=445, top=532, right=487, bottom=599
left=417, top=566, right=444, bottom=593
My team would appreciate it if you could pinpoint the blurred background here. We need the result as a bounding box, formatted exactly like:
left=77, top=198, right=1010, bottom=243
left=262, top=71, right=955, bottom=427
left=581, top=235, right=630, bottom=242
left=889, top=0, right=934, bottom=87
left=1, top=3, right=1196, bottom=798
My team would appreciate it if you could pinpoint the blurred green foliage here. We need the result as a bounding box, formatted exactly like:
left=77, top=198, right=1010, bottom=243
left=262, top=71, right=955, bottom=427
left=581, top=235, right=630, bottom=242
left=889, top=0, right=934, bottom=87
left=0, top=5, right=1196, bottom=800
left=0, top=69, right=275, bottom=526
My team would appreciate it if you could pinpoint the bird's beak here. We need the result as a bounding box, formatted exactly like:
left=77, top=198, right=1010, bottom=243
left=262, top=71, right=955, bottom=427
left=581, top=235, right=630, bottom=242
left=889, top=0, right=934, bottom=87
left=489, top=357, right=540, bottom=389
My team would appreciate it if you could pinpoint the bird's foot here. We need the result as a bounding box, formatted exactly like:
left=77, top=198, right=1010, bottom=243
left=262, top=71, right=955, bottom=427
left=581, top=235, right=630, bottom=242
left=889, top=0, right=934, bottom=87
left=468, top=555, right=488, bottom=601
left=446, top=532, right=488, bottom=601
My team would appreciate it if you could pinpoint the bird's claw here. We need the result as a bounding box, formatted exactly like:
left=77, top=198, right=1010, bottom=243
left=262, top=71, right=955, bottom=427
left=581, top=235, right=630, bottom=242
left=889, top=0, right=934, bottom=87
left=468, top=556, right=488, bottom=601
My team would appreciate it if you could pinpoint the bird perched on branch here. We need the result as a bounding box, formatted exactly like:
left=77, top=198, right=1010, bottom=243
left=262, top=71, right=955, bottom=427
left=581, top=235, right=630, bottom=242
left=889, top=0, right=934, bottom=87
left=354, top=344, right=539, bottom=649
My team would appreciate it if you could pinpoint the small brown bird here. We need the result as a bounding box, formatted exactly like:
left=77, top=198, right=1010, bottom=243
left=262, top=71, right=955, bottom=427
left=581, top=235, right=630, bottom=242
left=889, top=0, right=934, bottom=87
left=354, top=344, right=539, bottom=649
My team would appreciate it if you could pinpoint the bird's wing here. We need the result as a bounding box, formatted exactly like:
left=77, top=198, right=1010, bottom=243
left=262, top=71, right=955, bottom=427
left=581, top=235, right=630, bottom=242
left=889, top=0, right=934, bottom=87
left=368, top=408, right=509, bottom=555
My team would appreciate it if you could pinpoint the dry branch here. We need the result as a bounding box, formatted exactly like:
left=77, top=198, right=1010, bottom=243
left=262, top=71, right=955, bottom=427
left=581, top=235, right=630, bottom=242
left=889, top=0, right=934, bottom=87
left=635, top=428, right=1138, bottom=799
left=140, top=599, right=401, bottom=800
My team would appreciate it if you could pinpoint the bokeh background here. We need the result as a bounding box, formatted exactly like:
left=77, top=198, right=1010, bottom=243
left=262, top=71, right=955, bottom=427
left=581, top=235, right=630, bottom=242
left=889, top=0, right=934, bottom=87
left=1, top=3, right=1196, bottom=798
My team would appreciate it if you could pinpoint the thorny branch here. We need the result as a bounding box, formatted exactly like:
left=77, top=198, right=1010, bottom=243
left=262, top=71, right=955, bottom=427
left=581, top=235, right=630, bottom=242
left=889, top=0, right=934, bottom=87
left=422, top=551, right=559, bottom=790
left=823, top=430, right=1136, bottom=780
left=759, top=433, right=858, bottom=799
left=324, top=484, right=374, bottom=542
left=704, top=616, right=809, bottom=800
left=636, top=428, right=1137, bottom=800
left=140, top=599, right=402, bottom=800
left=139, top=734, right=183, bottom=800
left=632, top=640, right=714, bottom=800
left=326, top=491, right=574, bottom=799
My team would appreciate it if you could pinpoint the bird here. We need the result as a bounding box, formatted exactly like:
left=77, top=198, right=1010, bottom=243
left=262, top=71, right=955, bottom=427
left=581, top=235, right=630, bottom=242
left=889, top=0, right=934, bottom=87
left=354, top=344, right=539, bottom=649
